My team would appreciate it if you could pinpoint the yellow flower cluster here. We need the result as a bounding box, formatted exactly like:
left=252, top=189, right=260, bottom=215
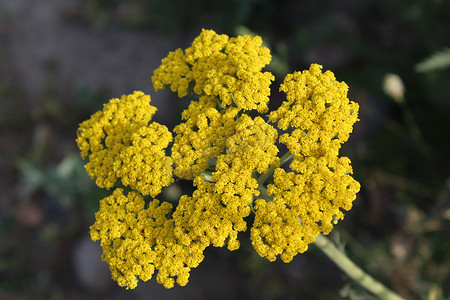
left=174, top=114, right=279, bottom=252
left=152, top=29, right=274, bottom=113
left=251, top=64, right=360, bottom=262
left=90, top=188, right=206, bottom=289
left=269, top=64, right=359, bottom=157
left=171, top=95, right=240, bottom=179
left=77, top=30, right=360, bottom=290
left=76, top=91, right=174, bottom=197
left=252, top=156, right=359, bottom=262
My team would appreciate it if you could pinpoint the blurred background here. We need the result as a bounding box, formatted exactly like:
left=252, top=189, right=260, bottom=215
left=0, top=0, right=449, bottom=299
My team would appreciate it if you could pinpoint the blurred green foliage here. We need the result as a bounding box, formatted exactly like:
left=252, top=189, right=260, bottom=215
left=415, top=48, right=450, bottom=72
left=16, top=154, right=102, bottom=213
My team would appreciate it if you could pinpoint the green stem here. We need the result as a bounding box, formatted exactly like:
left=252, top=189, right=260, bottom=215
left=201, top=171, right=213, bottom=182
left=314, top=234, right=406, bottom=300
left=257, top=166, right=276, bottom=186
left=257, top=152, right=294, bottom=186
left=256, top=185, right=273, bottom=201
left=280, top=151, right=294, bottom=166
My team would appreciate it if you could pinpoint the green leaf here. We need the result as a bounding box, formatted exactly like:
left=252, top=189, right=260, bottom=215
left=415, top=48, right=450, bottom=72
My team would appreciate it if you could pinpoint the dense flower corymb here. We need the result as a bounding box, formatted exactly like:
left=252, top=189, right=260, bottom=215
left=77, top=29, right=360, bottom=290
left=152, top=29, right=274, bottom=113
left=269, top=64, right=359, bottom=157
left=76, top=91, right=173, bottom=197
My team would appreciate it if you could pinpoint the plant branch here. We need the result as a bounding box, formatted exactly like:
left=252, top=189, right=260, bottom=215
left=314, top=234, right=406, bottom=300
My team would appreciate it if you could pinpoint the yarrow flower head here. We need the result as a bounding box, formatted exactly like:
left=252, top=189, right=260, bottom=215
left=76, top=91, right=173, bottom=197
left=77, top=29, right=360, bottom=290
left=152, top=29, right=274, bottom=113
left=269, top=64, right=359, bottom=157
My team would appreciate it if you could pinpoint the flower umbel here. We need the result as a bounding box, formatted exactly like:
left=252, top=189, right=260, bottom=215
left=76, top=91, right=173, bottom=197
left=77, top=30, right=360, bottom=289
left=152, top=29, right=274, bottom=113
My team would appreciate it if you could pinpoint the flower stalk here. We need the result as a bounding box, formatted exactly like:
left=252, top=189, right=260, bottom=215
left=314, top=234, right=406, bottom=300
